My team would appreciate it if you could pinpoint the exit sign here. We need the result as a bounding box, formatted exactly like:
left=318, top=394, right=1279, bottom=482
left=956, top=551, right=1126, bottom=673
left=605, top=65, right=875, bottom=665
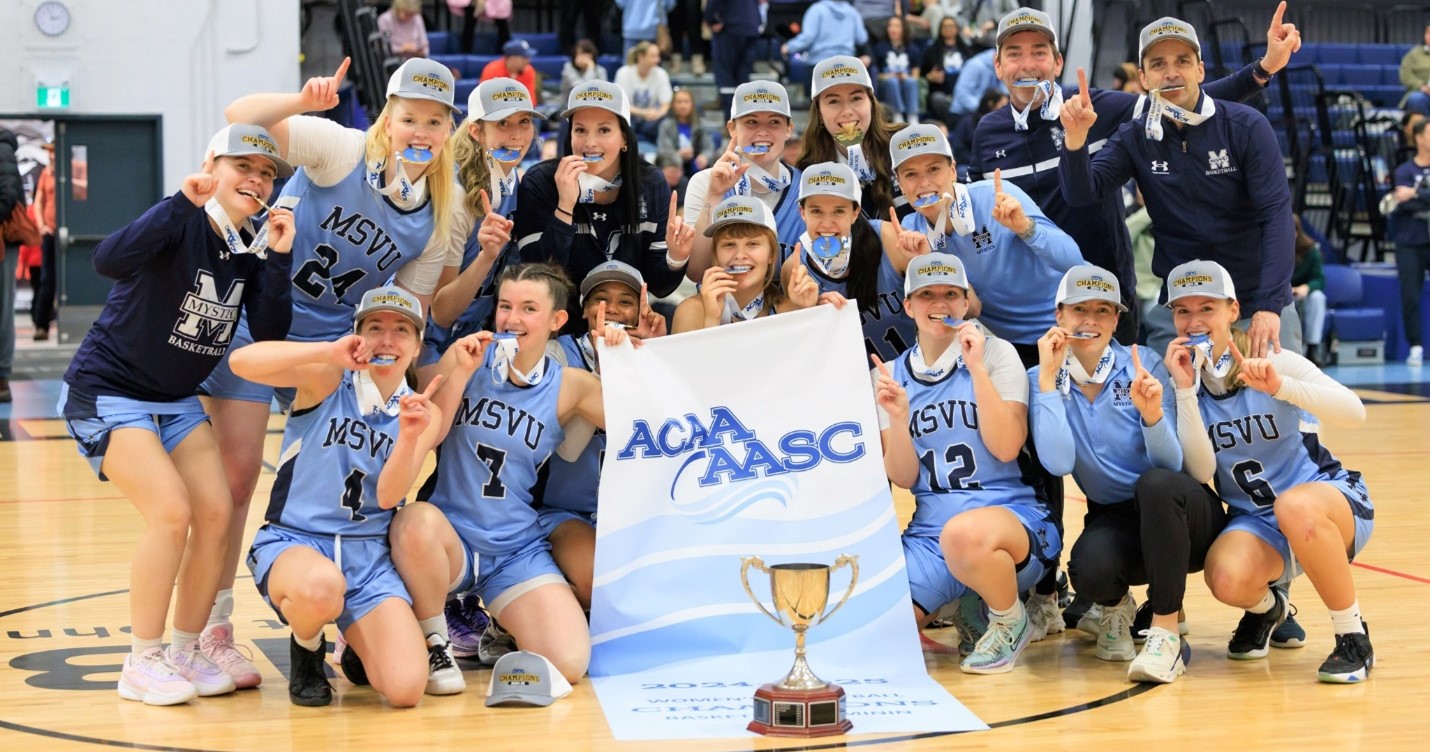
left=37, top=84, right=69, bottom=109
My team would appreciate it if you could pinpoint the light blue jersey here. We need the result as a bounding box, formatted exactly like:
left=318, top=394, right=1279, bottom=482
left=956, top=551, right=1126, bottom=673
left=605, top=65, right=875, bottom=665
left=537, top=335, right=604, bottom=519
left=893, top=343, right=1047, bottom=537
left=264, top=372, right=411, bottom=536
left=724, top=163, right=804, bottom=274
left=797, top=219, right=917, bottom=362
left=902, top=181, right=1082, bottom=344
left=1198, top=387, right=1371, bottom=520
left=426, top=346, right=566, bottom=556
left=1029, top=343, right=1182, bottom=503
left=420, top=187, right=520, bottom=367
left=280, top=160, right=438, bottom=341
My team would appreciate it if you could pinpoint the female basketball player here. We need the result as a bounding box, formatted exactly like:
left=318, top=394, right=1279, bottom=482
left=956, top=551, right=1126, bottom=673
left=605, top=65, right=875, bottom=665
left=797, top=56, right=908, bottom=221
left=231, top=287, right=445, bottom=707
left=58, top=124, right=296, bottom=705
left=1029, top=265, right=1219, bottom=684
left=422, top=77, right=542, bottom=379
left=671, top=195, right=826, bottom=332
left=198, top=57, right=460, bottom=686
left=387, top=263, right=630, bottom=683
left=873, top=253, right=1061, bottom=675
left=1166, top=260, right=1376, bottom=684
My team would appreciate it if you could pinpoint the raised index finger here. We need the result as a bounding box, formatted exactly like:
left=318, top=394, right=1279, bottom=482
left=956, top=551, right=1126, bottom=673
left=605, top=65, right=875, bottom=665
left=1270, top=1, right=1286, bottom=29
left=668, top=190, right=678, bottom=222
left=1077, top=67, right=1090, bottom=105
left=200, top=150, right=215, bottom=175
left=333, top=57, right=351, bottom=86
left=994, top=168, right=1003, bottom=195
left=1131, top=343, right=1145, bottom=373
left=1228, top=338, right=1246, bottom=364
left=869, top=353, right=893, bottom=377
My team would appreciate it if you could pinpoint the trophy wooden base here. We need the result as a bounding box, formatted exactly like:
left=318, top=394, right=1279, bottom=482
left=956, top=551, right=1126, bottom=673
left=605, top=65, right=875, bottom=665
left=747, top=682, right=852, bottom=737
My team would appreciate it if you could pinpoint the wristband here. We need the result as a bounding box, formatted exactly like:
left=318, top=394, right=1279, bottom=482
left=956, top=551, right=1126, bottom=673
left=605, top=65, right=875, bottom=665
left=555, top=206, right=573, bottom=218
left=1253, top=58, right=1273, bottom=81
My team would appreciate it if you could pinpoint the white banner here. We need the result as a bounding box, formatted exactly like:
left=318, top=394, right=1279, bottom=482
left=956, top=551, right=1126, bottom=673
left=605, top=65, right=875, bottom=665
left=589, top=305, right=984, bottom=740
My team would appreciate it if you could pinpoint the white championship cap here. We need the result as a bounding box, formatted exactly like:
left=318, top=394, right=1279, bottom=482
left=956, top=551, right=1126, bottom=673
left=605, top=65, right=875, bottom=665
left=1164, top=259, right=1237, bottom=306
left=486, top=651, right=574, bottom=707
left=905, top=253, right=971, bottom=296
left=1056, top=264, right=1128, bottom=311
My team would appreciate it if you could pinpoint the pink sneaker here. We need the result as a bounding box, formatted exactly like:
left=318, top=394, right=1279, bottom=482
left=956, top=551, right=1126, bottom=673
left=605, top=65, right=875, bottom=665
left=118, top=648, right=198, bottom=706
left=199, top=622, right=262, bottom=689
left=167, top=643, right=237, bottom=696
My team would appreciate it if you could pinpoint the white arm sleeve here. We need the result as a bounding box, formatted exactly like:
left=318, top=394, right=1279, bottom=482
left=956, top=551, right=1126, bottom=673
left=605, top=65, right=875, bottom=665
left=284, top=116, right=366, bottom=187
left=1175, top=386, right=1216, bottom=483
left=683, top=170, right=713, bottom=224
left=395, top=201, right=463, bottom=295
left=1268, top=350, right=1366, bottom=427
left=985, top=338, right=1030, bottom=404
left=445, top=198, right=476, bottom=267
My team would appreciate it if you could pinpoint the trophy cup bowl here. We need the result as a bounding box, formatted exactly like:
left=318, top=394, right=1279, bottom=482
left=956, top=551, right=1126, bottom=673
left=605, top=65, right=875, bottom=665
left=740, top=554, right=859, bottom=737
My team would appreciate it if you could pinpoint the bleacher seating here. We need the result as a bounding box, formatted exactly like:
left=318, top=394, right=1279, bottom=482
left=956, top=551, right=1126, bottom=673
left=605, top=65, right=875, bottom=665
left=1323, top=263, right=1387, bottom=363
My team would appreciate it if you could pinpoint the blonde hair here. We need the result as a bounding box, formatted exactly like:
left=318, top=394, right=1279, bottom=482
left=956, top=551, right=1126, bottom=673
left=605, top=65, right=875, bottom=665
left=1223, top=326, right=1252, bottom=391
left=628, top=40, right=655, bottom=65
left=451, top=120, right=492, bottom=222
left=711, top=222, right=783, bottom=310
left=365, top=96, right=457, bottom=245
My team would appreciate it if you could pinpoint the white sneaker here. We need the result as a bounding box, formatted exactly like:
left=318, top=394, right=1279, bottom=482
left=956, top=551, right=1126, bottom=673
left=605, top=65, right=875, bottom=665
left=117, top=648, right=198, bottom=706
left=1076, top=603, right=1104, bottom=636
left=424, top=633, right=466, bottom=695
left=1025, top=593, right=1065, bottom=642
left=1409, top=345, right=1423, bottom=367
left=1095, top=594, right=1137, bottom=662
left=199, top=622, right=262, bottom=688
left=167, top=643, right=237, bottom=696
left=1128, top=626, right=1189, bottom=683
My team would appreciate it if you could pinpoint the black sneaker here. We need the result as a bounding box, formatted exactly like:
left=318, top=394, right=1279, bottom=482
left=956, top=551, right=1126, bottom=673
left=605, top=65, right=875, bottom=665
left=1271, top=604, right=1306, bottom=649
left=1317, top=622, right=1374, bottom=683
left=1227, top=590, right=1287, bottom=660
left=338, top=635, right=370, bottom=686
left=289, top=635, right=333, bottom=707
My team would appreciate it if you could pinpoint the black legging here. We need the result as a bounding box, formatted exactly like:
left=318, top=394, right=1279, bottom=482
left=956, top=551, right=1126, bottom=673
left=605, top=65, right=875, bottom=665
left=1396, top=242, right=1430, bottom=348
left=1069, top=469, right=1228, bottom=615
left=1010, top=340, right=1063, bottom=595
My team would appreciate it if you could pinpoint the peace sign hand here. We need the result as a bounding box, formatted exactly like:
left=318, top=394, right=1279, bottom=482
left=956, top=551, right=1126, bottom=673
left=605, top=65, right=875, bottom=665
left=300, top=57, right=350, bottom=112
left=1058, top=67, right=1097, bottom=151
left=1129, top=344, right=1165, bottom=424
left=632, top=283, right=668, bottom=340
left=181, top=151, right=219, bottom=207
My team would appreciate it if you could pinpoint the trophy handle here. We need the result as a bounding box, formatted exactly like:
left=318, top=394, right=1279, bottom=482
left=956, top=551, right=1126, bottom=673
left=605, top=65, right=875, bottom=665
left=817, top=554, right=860, bottom=625
left=740, top=556, right=784, bottom=626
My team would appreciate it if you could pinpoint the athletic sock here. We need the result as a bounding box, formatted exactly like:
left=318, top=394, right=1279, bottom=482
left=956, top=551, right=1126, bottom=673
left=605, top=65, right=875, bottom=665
left=988, top=599, right=1026, bottom=626
left=1329, top=601, right=1366, bottom=635
left=132, top=635, right=163, bottom=656
left=1246, top=589, right=1276, bottom=614
left=293, top=631, right=323, bottom=652
left=207, top=589, right=234, bottom=629
left=419, top=614, right=449, bottom=640
left=170, top=628, right=200, bottom=653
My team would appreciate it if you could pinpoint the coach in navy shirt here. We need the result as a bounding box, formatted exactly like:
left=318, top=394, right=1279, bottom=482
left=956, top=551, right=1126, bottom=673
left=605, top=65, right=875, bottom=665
left=1059, top=17, right=1296, bottom=359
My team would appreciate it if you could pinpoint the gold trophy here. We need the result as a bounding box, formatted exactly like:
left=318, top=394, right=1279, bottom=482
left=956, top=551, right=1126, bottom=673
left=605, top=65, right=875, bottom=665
left=740, top=555, right=859, bottom=737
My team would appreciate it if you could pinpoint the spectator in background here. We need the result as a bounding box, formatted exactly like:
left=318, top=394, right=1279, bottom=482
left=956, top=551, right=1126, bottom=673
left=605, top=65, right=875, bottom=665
left=905, top=0, right=933, bottom=43
left=559, top=0, right=609, bottom=55
left=615, top=41, right=674, bottom=143
left=705, top=0, right=763, bottom=118
left=669, top=0, right=709, bottom=74
left=379, top=0, right=429, bottom=60
left=924, top=15, right=968, bottom=130
left=961, top=0, right=1018, bottom=53
left=1399, top=24, right=1430, bottom=117
left=1291, top=214, right=1328, bottom=366
left=950, top=47, right=1003, bottom=118
left=1112, top=62, right=1145, bottom=94
left=657, top=153, right=690, bottom=206
left=783, top=0, right=868, bottom=79
left=452, top=0, right=511, bottom=53
left=561, top=40, right=608, bottom=106
left=853, top=0, right=896, bottom=46
left=951, top=89, right=1005, bottom=172
left=658, top=89, right=719, bottom=175
left=481, top=40, right=538, bottom=101
left=31, top=142, right=57, bottom=342
left=921, top=0, right=967, bottom=35
left=1388, top=116, right=1430, bottom=367
left=614, top=0, right=675, bottom=58
left=0, top=126, right=22, bottom=401
left=874, top=15, right=925, bottom=125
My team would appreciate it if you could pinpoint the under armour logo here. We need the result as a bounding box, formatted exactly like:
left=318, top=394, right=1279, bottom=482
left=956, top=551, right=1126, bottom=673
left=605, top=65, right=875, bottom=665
left=593, top=212, right=608, bottom=221
left=1150, top=161, right=1169, bottom=174
left=995, top=149, right=1007, bottom=159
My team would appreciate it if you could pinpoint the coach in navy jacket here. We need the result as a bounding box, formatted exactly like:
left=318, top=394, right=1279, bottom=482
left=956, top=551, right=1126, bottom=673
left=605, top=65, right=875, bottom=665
left=970, top=5, right=1301, bottom=345
left=1058, top=17, right=1296, bottom=359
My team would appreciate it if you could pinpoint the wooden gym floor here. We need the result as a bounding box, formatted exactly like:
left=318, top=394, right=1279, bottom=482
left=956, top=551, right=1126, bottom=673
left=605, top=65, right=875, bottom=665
left=1, top=373, right=1427, bottom=751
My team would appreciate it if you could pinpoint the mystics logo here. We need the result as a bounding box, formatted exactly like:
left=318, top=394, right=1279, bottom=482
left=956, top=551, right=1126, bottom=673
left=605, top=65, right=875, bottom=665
left=170, top=271, right=245, bottom=356
left=615, top=407, right=866, bottom=523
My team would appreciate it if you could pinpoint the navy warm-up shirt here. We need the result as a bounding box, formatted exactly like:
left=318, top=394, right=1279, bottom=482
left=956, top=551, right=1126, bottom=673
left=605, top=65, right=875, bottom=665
left=65, top=192, right=293, bottom=402
left=1059, top=94, right=1294, bottom=316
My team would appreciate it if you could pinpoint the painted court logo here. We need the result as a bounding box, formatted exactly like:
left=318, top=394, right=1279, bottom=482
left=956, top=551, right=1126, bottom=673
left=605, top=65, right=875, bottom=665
left=615, top=406, right=866, bottom=523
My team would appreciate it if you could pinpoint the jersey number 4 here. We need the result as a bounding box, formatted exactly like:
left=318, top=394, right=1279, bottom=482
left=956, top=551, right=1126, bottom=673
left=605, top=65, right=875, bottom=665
left=920, top=443, right=982, bottom=493
left=295, top=243, right=368, bottom=302
left=340, top=468, right=369, bottom=522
